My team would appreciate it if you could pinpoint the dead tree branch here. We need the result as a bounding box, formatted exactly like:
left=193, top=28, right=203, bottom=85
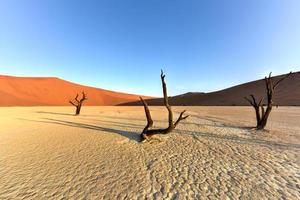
left=245, top=72, right=292, bottom=129
left=69, top=91, right=87, bottom=115
left=140, top=70, right=189, bottom=142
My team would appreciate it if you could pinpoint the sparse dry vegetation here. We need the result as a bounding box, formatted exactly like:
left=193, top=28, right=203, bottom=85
left=69, top=91, right=87, bottom=115
left=140, top=71, right=189, bottom=142
left=245, top=72, right=292, bottom=130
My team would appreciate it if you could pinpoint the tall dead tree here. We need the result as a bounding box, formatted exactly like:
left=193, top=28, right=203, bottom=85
left=140, top=70, right=189, bottom=142
left=245, top=72, right=291, bottom=130
left=69, top=91, right=87, bottom=115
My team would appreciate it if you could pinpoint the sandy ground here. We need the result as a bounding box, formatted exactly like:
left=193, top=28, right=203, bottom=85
left=0, top=106, right=299, bottom=199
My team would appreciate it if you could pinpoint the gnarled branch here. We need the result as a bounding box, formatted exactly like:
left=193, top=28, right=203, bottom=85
left=140, top=97, right=153, bottom=133
left=245, top=72, right=292, bottom=130
left=140, top=70, right=189, bottom=142
left=174, top=110, right=189, bottom=127
left=273, top=71, right=292, bottom=89
left=69, top=91, right=87, bottom=115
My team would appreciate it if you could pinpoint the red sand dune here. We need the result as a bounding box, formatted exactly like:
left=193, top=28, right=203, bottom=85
left=0, top=75, right=151, bottom=106
left=1, top=72, right=299, bottom=106
left=121, top=72, right=300, bottom=106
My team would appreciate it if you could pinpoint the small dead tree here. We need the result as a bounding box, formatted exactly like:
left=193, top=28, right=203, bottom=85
left=139, top=70, right=189, bottom=142
left=245, top=72, right=292, bottom=130
left=69, top=91, right=87, bottom=115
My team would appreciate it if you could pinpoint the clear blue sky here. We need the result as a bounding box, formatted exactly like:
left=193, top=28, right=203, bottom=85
left=0, top=0, right=299, bottom=96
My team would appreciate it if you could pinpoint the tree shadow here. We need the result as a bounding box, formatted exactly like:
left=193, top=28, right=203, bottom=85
left=175, top=114, right=254, bottom=131
left=18, top=118, right=141, bottom=142
left=101, top=114, right=254, bottom=131
left=83, top=118, right=144, bottom=129
left=100, top=111, right=202, bottom=124
left=36, top=111, right=101, bottom=117
left=18, top=115, right=299, bottom=150
left=179, top=129, right=300, bottom=150
left=36, top=111, right=75, bottom=116
left=100, top=115, right=164, bottom=123
left=181, top=121, right=254, bottom=130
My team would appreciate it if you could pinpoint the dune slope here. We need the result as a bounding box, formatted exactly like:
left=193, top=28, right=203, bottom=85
left=0, top=75, right=149, bottom=106
left=121, top=72, right=300, bottom=106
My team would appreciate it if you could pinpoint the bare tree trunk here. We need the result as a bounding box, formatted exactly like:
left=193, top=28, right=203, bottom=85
left=245, top=72, right=292, bottom=130
left=75, top=104, right=82, bottom=115
left=69, top=92, right=87, bottom=115
left=140, top=70, right=189, bottom=142
left=257, top=106, right=272, bottom=129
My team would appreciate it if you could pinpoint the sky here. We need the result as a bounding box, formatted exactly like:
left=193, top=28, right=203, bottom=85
left=0, top=0, right=299, bottom=97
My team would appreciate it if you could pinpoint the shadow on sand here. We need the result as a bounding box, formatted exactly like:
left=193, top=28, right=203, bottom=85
left=18, top=117, right=300, bottom=150
left=99, top=114, right=251, bottom=130
left=96, top=115, right=300, bottom=150
left=179, top=129, right=300, bottom=150
left=36, top=111, right=75, bottom=116
left=83, top=118, right=145, bottom=129
left=36, top=111, right=103, bottom=117
left=96, top=115, right=252, bottom=131
left=19, top=118, right=141, bottom=142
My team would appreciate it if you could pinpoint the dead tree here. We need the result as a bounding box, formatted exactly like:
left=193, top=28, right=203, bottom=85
left=69, top=91, right=87, bottom=115
left=140, top=70, right=189, bottom=142
left=245, top=72, right=292, bottom=130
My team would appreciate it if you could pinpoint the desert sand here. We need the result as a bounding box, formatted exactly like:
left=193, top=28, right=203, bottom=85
left=0, top=106, right=299, bottom=199
left=0, top=75, right=151, bottom=106
left=122, top=71, right=300, bottom=106
left=2, top=72, right=300, bottom=107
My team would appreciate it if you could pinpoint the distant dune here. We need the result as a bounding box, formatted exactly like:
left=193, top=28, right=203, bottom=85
left=0, top=75, right=150, bottom=106
left=121, top=72, right=300, bottom=106
left=1, top=72, right=299, bottom=106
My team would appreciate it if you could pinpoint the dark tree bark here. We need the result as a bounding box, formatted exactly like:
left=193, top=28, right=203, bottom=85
left=245, top=72, right=292, bottom=130
left=140, top=70, right=189, bottom=142
left=69, top=91, right=87, bottom=115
